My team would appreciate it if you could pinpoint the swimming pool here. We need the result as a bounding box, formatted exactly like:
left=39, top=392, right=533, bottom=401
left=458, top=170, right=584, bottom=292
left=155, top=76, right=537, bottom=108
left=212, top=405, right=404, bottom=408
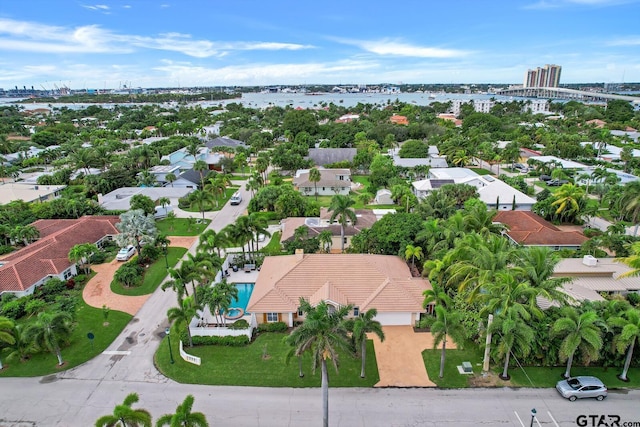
left=232, top=283, right=255, bottom=312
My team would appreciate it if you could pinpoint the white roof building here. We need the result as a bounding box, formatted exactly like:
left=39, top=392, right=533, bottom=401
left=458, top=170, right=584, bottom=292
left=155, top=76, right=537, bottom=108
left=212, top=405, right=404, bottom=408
left=412, top=168, right=536, bottom=211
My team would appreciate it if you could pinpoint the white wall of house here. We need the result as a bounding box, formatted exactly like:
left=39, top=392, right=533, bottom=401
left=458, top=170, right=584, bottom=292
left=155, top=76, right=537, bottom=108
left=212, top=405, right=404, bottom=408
left=300, top=185, right=350, bottom=196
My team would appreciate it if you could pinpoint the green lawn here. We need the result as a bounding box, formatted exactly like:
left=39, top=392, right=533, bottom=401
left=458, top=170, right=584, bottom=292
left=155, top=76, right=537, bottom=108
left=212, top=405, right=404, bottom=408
left=422, top=342, right=485, bottom=388
left=0, top=299, right=132, bottom=377
left=260, top=231, right=283, bottom=255
left=508, top=365, right=640, bottom=389
left=110, top=247, right=188, bottom=296
left=469, top=168, right=493, bottom=176
left=182, top=187, right=239, bottom=213
left=155, top=331, right=380, bottom=387
left=156, top=218, right=210, bottom=236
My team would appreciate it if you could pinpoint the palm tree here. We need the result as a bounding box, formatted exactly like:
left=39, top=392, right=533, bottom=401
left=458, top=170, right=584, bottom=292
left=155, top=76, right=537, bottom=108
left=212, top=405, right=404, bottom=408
left=4, top=324, right=34, bottom=364
left=198, top=229, right=229, bottom=258
left=0, top=316, right=16, bottom=370
left=190, top=190, right=213, bottom=220
left=68, top=243, right=98, bottom=275
left=318, top=230, right=333, bottom=253
left=328, top=195, right=357, bottom=252
left=616, top=242, right=640, bottom=277
left=193, top=160, right=209, bottom=188
left=609, top=308, right=640, bottom=381
left=347, top=308, right=385, bottom=378
left=404, top=244, right=423, bottom=268
left=491, top=307, right=534, bottom=380
left=156, top=394, right=208, bottom=427
left=552, top=308, right=603, bottom=378
left=551, top=183, right=586, bottom=223
left=309, top=167, right=322, bottom=200
left=285, top=298, right=353, bottom=427
left=26, top=311, right=73, bottom=366
left=513, top=246, right=571, bottom=306
left=95, top=392, right=152, bottom=427
left=167, top=295, right=200, bottom=347
left=431, top=305, right=465, bottom=378
left=165, top=172, right=177, bottom=187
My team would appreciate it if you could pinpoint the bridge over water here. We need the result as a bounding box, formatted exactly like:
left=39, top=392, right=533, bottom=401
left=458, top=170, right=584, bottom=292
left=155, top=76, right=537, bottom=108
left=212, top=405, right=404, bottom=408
left=495, top=86, right=640, bottom=102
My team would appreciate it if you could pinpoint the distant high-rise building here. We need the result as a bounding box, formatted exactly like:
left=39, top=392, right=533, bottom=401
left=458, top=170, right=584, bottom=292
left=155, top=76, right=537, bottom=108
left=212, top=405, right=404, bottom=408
left=523, top=64, right=561, bottom=88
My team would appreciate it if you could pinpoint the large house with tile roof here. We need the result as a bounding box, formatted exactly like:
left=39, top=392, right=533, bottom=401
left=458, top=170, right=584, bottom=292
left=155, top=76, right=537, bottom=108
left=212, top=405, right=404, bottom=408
left=494, top=211, right=588, bottom=250
left=0, top=216, right=120, bottom=297
left=247, top=251, right=432, bottom=326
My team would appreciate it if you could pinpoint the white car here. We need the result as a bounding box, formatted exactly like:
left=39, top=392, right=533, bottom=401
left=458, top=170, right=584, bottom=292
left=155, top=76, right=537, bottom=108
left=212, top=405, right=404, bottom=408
left=116, top=245, right=136, bottom=261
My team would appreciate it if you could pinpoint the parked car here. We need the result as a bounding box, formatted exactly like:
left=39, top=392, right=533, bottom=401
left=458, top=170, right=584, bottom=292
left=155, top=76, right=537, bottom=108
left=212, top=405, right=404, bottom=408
left=514, top=163, right=529, bottom=173
left=539, top=174, right=552, bottom=181
left=230, top=191, right=242, bottom=205
left=547, top=179, right=569, bottom=186
left=556, top=376, right=607, bottom=401
left=116, top=245, right=136, bottom=261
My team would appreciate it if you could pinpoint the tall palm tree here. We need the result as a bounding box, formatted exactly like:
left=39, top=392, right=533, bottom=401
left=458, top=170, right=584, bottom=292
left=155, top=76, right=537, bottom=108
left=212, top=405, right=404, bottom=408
left=609, top=308, right=640, bottom=381
left=309, top=167, right=322, bottom=200
left=0, top=316, right=16, bottom=370
left=247, top=213, right=270, bottom=258
left=198, top=229, right=229, bottom=258
left=328, top=195, right=357, bottom=252
left=193, top=160, right=209, bottom=188
left=491, top=307, right=534, bottom=380
left=552, top=308, right=603, bottom=378
left=167, top=295, right=200, bottom=347
left=404, top=244, right=423, bottom=268
left=285, top=298, right=353, bottom=427
left=431, top=305, right=466, bottom=378
left=156, top=394, right=208, bottom=427
left=26, top=311, right=73, bottom=366
left=190, top=190, right=213, bottom=220
left=165, top=172, right=177, bottom=187
left=347, top=308, right=385, bottom=378
left=95, top=392, right=152, bottom=427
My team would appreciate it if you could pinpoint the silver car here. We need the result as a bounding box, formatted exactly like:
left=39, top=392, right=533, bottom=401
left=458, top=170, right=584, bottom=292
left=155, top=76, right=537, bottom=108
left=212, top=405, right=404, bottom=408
left=556, top=376, right=607, bottom=401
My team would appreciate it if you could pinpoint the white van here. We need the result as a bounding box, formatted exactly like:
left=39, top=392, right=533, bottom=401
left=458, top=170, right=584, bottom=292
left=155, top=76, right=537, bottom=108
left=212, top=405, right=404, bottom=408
left=230, top=192, right=242, bottom=205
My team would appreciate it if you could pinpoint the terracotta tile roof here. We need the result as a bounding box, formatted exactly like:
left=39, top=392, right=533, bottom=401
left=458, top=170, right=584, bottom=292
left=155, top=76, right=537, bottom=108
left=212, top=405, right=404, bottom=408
left=247, top=253, right=431, bottom=313
left=390, top=115, right=409, bottom=125
left=0, top=216, right=120, bottom=293
left=494, top=211, right=588, bottom=246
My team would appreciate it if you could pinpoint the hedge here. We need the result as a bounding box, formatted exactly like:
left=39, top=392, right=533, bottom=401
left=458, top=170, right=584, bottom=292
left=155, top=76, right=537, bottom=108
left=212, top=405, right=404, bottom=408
left=179, top=331, right=250, bottom=347
left=257, top=321, right=288, bottom=333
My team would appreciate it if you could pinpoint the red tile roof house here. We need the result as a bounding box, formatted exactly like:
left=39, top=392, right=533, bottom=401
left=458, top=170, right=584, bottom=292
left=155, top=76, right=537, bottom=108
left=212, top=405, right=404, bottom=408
left=247, top=251, right=432, bottom=327
left=0, top=216, right=120, bottom=297
left=494, top=211, right=588, bottom=250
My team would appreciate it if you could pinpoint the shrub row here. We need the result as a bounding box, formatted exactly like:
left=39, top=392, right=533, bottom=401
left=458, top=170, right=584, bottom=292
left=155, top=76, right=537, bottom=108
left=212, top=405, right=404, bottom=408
left=179, top=331, right=250, bottom=347
left=257, top=321, right=287, bottom=333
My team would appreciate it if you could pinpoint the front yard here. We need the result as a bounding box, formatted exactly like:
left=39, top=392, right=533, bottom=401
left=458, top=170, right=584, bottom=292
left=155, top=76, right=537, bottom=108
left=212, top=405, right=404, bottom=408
left=156, top=331, right=380, bottom=387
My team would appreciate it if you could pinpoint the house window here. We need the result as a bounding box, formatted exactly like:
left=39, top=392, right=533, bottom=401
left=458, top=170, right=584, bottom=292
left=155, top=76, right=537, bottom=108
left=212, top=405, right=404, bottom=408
left=353, top=307, right=359, bottom=316
left=322, top=187, right=326, bottom=191
left=343, top=237, right=348, bottom=244
left=266, top=313, right=279, bottom=323
left=63, top=269, right=73, bottom=280
left=297, top=307, right=303, bottom=316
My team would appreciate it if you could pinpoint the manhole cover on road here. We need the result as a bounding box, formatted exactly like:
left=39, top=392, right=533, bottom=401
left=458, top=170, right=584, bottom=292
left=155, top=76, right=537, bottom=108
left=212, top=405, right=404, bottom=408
left=139, top=333, right=145, bottom=337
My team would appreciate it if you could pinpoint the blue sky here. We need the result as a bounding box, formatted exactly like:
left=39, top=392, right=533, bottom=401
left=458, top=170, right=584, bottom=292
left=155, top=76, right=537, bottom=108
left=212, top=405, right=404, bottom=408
left=0, top=0, right=639, bottom=89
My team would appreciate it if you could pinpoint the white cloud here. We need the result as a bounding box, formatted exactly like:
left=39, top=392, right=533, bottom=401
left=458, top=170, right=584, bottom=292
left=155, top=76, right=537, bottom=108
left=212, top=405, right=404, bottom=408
left=607, top=36, right=640, bottom=46
left=81, top=4, right=111, bottom=14
left=336, top=38, right=468, bottom=58
left=0, top=18, right=313, bottom=57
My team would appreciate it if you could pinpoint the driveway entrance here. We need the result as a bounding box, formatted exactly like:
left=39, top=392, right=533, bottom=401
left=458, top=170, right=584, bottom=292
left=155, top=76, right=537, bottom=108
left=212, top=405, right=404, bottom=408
left=370, top=326, right=440, bottom=387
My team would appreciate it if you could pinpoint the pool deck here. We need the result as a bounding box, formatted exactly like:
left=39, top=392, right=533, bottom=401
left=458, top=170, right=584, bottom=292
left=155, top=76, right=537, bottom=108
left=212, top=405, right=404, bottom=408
left=226, top=268, right=260, bottom=284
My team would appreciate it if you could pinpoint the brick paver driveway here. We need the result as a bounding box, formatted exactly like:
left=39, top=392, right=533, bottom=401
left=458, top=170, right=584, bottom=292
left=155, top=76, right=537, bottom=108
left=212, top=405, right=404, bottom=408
left=82, top=236, right=197, bottom=316
left=371, top=326, right=457, bottom=387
